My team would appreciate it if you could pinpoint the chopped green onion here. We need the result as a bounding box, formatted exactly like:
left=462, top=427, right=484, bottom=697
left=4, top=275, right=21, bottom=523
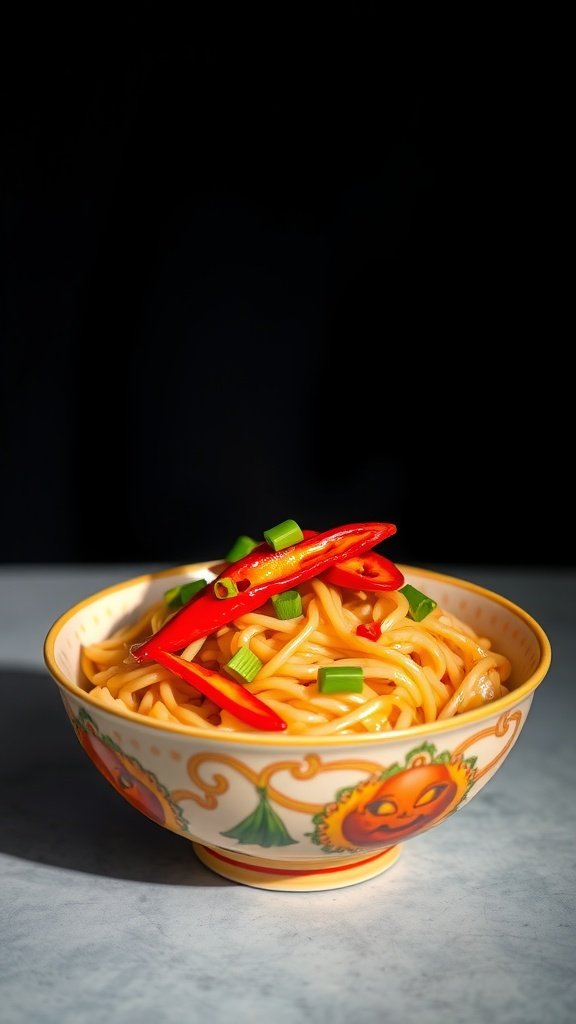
left=317, top=666, right=364, bottom=694
left=180, top=580, right=207, bottom=603
left=400, top=584, right=437, bottom=622
left=263, top=518, right=304, bottom=551
left=271, top=590, right=303, bottom=619
left=214, top=577, right=239, bottom=600
left=165, top=579, right=207, bottom=609
left=225, top=646, right=263, bottom=683
left=225, top=534, right=259, bottom=562
left=164, top=586, right=182, bottom=609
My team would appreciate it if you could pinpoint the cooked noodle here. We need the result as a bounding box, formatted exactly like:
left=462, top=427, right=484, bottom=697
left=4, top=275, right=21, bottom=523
left=81, top=579, right=512, bottom=735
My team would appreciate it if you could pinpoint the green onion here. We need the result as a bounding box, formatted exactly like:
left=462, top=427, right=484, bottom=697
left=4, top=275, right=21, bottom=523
left=225, top=535, right=259, bottom=562
left=400, top=584, right=437, bottom=621
left=213, top=577, right=239, bottom=600
left=164, top=579, right=207, bottom=609
left=225, top=646, right=263, bottom=683
left=317, top=666, right=364, bottom=694
left=164, top=586, right=182, bottom=609
left=180, top=580, right=207, bottom=603
left=271, top=590, right=303, bottom=619
left=263, top=518, right=304, bottom=551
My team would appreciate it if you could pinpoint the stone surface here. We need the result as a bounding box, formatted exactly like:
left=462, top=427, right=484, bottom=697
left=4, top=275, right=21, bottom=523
left=1, top=566, right=574, bottom=1023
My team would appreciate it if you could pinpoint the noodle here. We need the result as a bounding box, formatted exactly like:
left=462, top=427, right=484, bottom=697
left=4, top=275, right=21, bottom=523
left=81, top=578, right=512, bottom=735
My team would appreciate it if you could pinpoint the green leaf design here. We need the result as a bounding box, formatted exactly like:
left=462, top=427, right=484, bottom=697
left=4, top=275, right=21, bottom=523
left=221, top=787, right=297, bottom=847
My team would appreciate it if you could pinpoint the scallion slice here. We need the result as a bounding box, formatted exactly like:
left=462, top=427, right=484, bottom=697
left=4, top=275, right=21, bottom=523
left=225, top=646, right=263, bottom=683
left=400, top=584, right=437, bottom=621
left=225, top=535, right=259, bottom=562
left=317, top=666, right=364, bottom=694
left=263, top=518, right=304, bottom=551
left=164, top=579, right=207, bottom=609
left=271, top=590, right=303, bottom=620
left=213, top=577, right=239, bottom=600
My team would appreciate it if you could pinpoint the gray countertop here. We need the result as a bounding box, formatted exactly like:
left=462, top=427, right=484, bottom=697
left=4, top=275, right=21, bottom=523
left=1, top=564, right=575, bottom=1024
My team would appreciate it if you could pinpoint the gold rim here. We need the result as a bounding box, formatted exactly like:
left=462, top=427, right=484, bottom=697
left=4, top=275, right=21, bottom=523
left=43, top=562, right=552, bottom=747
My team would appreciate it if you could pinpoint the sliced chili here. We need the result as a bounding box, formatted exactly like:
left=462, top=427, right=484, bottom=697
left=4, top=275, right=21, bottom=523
left=133, top=521, right=397, bottom=662
left=322, top=551, right=404, bottom=593
left=356, top=621, right=382, bottom=642
left=152, top=649, right=286, bottom=732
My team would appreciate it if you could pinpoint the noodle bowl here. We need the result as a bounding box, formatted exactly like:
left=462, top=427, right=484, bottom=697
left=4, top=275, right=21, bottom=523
left=44, top=558, right=551, bottom=891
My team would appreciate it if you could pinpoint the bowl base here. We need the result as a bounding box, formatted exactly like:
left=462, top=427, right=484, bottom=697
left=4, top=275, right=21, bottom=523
left=192, top=843, right=401, bottom=891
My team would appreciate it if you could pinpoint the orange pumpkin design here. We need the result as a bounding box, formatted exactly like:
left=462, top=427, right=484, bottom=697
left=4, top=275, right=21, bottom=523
left=342, top=763, right=458, bottom=845
left=73, top=711, right=188, bottom=834
left=79, top=728, right=168, bottom=825
left=311, top=747, right=476, bottom=853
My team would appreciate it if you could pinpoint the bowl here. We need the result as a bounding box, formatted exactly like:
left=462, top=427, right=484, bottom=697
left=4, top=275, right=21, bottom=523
left=43, top=562, right=551, bottom=891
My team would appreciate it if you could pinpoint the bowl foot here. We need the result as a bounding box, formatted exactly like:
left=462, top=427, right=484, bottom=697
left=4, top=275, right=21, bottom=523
left=192, top=843, right=401, bottom=891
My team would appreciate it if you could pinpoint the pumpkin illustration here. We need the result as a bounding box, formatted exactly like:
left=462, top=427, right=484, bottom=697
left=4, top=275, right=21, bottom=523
left=80, top=728, right=167, bottom=824
left=310, top=747, right=476, bottom=853
left=341, top=763, right=458, bottom=845
left=73, top=711, right=188, bottom=834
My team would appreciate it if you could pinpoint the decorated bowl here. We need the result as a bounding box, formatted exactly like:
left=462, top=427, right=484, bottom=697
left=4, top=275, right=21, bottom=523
left=43, top=562, right=551, bottom=891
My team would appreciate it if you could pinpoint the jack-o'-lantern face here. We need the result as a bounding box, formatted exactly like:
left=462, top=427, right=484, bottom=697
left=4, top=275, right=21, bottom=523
left=81, top=730, right=166, bottom=826
left=342, top=764, right=457, bottom=845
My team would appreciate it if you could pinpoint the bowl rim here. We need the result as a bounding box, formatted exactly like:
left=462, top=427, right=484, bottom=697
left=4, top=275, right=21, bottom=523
left=43, top=561, right=552, bottom=747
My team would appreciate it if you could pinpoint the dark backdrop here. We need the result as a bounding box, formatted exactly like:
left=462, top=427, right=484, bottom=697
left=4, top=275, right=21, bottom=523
left=1, top=28, right=567, bottom=567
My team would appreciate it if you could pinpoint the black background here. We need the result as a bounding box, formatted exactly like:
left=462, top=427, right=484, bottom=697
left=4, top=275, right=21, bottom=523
left=1, top=23, right=568, bottom=568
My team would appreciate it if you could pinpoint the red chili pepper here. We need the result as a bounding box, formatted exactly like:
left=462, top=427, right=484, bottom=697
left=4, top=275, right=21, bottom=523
left=151, top=649, right=287, bottom=732
left=322, top=551, right=404, bottom=592
left=301, top=528, right=404, bottom=592
left=133, top=522, right=396, bottom=662
left=356, top=621, right=383, bottom=641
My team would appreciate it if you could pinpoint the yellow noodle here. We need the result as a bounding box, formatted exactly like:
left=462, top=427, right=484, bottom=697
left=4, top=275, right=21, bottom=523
left=149, top=700, right=177, bottom=722
left=256, top=599, right=321, bottom=679
left=138, top=688, right=155, bottom=714
left=373, top=590, right=411, bottom=629
left=157, top=682, right=220, bottom=728
left=90, top=665, right=121, bottom=687
left=247, top=677, right=309, bottom=700
left=438, top=656, right=504, bottom=719
left=302, top=697, right=396, bottom=735
left=80, top=577, right=512, bottom=734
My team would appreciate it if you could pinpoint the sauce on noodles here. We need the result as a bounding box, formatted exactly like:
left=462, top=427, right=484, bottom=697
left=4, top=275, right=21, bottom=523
left=81, top=576, right=511, bottom=735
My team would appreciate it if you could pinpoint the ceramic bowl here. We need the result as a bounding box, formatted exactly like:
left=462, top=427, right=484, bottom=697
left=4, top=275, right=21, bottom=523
left=43, top=563, right=551, bottom=891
